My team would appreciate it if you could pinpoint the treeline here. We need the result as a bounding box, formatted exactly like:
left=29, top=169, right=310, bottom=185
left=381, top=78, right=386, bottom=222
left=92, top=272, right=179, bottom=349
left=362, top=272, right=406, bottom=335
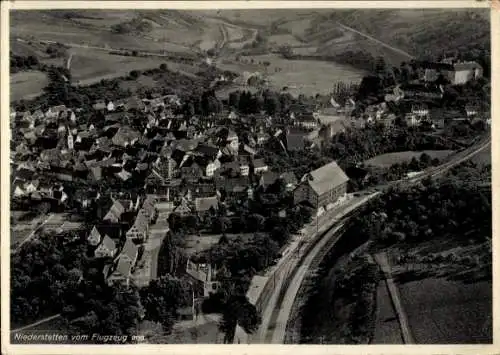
left=352, top=162, right=491, bottom=247
left=10, top=53, right=40, bottom=73
left=111, top=17, right=153, bottom=35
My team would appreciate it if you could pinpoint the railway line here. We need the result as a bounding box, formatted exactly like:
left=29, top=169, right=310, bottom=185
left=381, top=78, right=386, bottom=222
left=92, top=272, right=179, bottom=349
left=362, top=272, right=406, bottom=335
left=243, top=134, right=490, bottom=344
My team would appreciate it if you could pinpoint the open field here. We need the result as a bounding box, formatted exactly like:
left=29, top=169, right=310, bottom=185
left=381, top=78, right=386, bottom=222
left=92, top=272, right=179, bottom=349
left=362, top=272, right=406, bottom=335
left=183, top=233, right=255, bottom=257
left=399, top=278, right=491, bottom=343
left=385, top=237, right=492, bottom=344
left=239, top=53, right=365, bottom=96
left=67, top=48, right=168, bottom=83
left=10, top=211, right=47, bottom=247
left=364, top=150, right=455, bottom=168
left=471, top=148, right=491, bottom=165
left=10, top=71, right=48, bottom=102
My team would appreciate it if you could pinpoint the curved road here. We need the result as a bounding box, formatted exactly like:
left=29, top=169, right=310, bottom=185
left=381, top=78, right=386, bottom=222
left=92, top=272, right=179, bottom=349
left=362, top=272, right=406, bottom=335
left=244, top=136, right=490, bottom=344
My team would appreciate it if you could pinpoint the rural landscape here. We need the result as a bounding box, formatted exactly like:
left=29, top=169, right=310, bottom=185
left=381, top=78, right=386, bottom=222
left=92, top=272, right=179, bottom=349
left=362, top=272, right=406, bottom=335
left=7, top=7, right=492, bottom=347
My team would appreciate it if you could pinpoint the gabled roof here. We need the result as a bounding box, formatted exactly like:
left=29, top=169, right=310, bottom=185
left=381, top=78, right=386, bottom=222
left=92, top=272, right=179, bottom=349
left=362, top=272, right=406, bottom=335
left=111, top=126, right=141, bottom=146
left=194, top=196, right=218, bottom=212
left=99, top=235, right=116, bottom=251
left=88, top=226, right=102, bottom=242
left=260, top=171, right=279, bottom=187
left=280, top=171, right=298, bottom=185
left=253, top=158, right=267, bottom=169
left=104, top=200, right=127, bottom=221
left=301, top=161, right=349, bottom=196
left=113, top=257, right=133, bottom=278
left=121, top=239, right=138, bottom=260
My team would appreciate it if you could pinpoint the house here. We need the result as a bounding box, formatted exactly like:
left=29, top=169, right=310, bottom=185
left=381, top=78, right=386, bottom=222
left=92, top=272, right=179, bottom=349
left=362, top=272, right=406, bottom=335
left=111, top=126, right=141, bottom=147
left=285, top=128, right=308, bottom=151
left=87, top=226, right=102, bottom=246
left=126, top=213, right=149, bottom=241
left=194, top=196, right=218, bottom=219
left=24, top=179, right=40, bottom=193
left=92, top=100, right=107, bottom=111
left=411, top=104, right=429, bottom=118
left=107, top=101, right=115, bottom=112
left=259, top=171, right=279, bottom=190
left=405, top=113, right=420, bottom=127
left=252, top=159, right=268, bottom=174
left=107, top=256, right=134, bottom=286
left=280, top=172, right=298, bottom=191
left=174, top=197, right=192, bottom=216
left=293, top=161, right=349, bottom=212
left=217, top=128, right=239, bottom=151
left=121, top=239, right=139, bottom=265
left=256, top=132, right=270, bottom=146
left=465, top=105, right=479, bottom=118
left=45, top=105, right=67, bottom=119
left=239, top=161, right=250, bottom=176
left=103, top=199, right=131, bottom=223
left=95, top=235, right=117, bottom=258
left=185, top=259, right=219, bottom=297
left=294, top=114, right=319, bottom=130
left=448, top=61, right=483, bottom=85
left=194, top=156, right=220, bottom=177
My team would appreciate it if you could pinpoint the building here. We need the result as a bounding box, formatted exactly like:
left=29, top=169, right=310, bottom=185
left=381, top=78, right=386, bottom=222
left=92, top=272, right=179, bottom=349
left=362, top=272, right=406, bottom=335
left=87, top=226, right=102, bottom=246
left=185, top=259, right=219, bottom=297
left=252, top=159, right=269, bottom=174
left=293, top=161, right=349, bottom=212
left=95, top=235, right=117, bottom=258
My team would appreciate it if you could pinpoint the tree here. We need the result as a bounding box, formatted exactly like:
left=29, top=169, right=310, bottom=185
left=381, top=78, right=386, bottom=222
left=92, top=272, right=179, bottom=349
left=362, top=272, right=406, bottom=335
left=247, top=213, right=266, bottom=232
left=278, top=45, right=293, bottom=59
left=129, top=70, right=141, bottom=80
left=219, top=295, right=261, bottom=343
left=140, top=276, right=191, bottom=333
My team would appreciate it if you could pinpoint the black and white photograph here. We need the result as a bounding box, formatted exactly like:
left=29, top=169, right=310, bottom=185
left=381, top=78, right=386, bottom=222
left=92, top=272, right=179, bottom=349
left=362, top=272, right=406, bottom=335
left=3, top=1, right=494, bottom=348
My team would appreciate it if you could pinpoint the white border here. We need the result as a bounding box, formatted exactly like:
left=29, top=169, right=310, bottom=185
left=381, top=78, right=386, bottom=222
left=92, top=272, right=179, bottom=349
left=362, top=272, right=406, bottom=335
left=1, top=2, right=498, bottom=355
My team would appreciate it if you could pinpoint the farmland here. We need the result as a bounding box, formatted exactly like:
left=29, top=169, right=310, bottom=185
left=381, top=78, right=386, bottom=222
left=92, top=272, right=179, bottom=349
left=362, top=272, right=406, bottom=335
left=386, top=235, right=492, bottom=344
left=10, top=71, right=48, bottom=102
left=364, top=150, right=455, bottom=169
left=398, top=278, right=492, bottom=343
left=239, top=53, right=365, bottom=96
left=66, top=48, right=170, bottom=84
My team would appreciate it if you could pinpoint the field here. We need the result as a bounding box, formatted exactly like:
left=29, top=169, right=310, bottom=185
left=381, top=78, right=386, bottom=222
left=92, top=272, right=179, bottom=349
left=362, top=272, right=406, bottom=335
left=239, top=53, right=365, bottom=96
left=10, top=71, right=48, bottom=102
left=386, top=236, right=492, bottom=344
left=10, top=211, right=47, bottom=248
left=399, top=278, right=492, bottom=343
left=364, top=150, right=455, bottom=168
left=66, top=48, right=169, bottom=84
left=471, top=148, right=492, bottom=166
left=183, top=233, right=254, bottom=257
left=372, top=282, right=403, bottom=344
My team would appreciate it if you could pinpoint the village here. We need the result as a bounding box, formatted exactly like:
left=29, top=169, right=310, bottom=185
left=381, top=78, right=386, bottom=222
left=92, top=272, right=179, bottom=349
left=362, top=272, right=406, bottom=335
left=10, top=45, right=490, bottom=340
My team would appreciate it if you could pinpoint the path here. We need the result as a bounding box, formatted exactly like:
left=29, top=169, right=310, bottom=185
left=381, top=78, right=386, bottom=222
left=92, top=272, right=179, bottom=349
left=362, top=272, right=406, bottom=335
left=10, top=314, right=61, bottom=333
left=14, top=213, right=54, bottom=253
left=336, top=22, right=414, bottom=59
left=373, top=252, right=415, bottom=344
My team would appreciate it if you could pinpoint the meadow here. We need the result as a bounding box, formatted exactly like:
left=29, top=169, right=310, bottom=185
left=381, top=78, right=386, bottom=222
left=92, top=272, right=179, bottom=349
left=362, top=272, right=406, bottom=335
left=364, top=150, right=455, bottom=169
left=10, top=70, right=48, bottom=102
left=239, top=53, right=365, bottom=96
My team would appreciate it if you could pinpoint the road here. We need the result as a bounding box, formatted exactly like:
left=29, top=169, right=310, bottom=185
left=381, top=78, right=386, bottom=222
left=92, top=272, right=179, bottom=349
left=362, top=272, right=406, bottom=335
left=10, top=314, right=61, bottom=333
left=249, top=135, right=490, bottom=344
left=14, top=213, right=54, bottom=253
left=374, top=252, right=415, bottom=344
left=336, top=22, right=414, bottom=59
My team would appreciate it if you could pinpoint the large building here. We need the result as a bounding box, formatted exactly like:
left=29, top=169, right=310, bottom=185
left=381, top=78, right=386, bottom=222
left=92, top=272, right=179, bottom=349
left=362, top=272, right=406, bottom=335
left=293, top=161, right=349, bottom=211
